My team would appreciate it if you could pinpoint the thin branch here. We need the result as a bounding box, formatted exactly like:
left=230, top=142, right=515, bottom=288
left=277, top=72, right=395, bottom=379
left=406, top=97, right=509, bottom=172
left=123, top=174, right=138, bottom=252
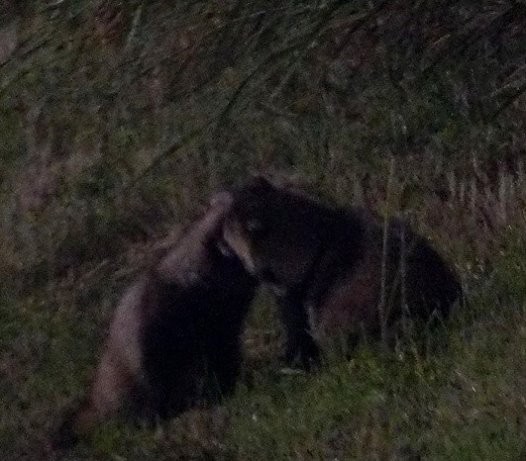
left=216, top=0, right=350, bottom=128
left=124, top=3, right=144, bottom=53
left=120, top=121, right=212, bottom=192
left=489, top=80, right=526, bottom=121
left=419, top=3, right=525, bottom=81
left=330, top=0, right=392, bottom=61
left=124, top=0, right=353, bottom=191
left=0, top=35, right=53, bottom=72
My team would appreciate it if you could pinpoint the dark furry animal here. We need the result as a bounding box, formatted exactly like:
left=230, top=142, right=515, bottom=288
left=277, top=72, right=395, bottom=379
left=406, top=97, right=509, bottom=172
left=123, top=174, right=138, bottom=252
left=53, top=193, right=257, bottom=448
left=222, top=176, right=462, bottom=368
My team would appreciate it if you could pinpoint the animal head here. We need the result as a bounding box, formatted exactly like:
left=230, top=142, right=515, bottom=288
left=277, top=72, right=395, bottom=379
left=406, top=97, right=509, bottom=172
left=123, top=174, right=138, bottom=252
left=222, top=175, right=326, bottom=288
left=157, top=190, right=252, bottom=287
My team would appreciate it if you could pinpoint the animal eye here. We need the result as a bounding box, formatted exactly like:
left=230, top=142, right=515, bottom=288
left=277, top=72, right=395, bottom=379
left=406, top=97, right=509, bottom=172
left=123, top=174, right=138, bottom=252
left=245, top=218, right=264, bottom=235
left=216, top=239, right=234, bottom=257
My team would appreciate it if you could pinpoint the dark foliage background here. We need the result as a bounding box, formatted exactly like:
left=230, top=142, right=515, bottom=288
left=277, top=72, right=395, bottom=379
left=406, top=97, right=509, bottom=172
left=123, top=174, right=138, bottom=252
left=1, top=1, right=526, bottom=459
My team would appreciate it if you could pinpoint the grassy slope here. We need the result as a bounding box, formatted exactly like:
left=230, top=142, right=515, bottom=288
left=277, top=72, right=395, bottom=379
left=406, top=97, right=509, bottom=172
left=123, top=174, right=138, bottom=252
left=1, top=1, right=526, bottom=459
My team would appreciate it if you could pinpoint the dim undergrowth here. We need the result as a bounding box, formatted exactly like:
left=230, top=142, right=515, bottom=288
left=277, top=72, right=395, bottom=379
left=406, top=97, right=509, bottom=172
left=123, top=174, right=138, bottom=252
left=2, top=164, right=526, bottom=460
left=2, top=0, right=526, bottom=459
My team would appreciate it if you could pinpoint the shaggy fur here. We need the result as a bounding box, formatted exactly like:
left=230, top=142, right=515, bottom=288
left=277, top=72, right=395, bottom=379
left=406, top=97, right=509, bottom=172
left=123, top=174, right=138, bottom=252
left=223, top=176, right=462, bottom=368
left=53, top=192, right=257, bottom=448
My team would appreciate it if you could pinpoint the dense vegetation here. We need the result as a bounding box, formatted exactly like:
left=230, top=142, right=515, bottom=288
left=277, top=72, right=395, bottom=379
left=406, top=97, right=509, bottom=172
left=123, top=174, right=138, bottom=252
left=1, top=1, right=526, bottom=459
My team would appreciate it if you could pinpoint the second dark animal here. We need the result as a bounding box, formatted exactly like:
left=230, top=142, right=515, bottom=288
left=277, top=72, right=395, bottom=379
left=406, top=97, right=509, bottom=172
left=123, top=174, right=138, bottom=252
left=53, top=192, right=257, bottom=448
left=222, top=176, right=462, bottom=368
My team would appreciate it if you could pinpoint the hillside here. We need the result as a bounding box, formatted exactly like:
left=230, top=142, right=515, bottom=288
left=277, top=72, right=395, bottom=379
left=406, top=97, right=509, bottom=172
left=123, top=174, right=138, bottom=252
left=1, top=1, right=526, bottom=459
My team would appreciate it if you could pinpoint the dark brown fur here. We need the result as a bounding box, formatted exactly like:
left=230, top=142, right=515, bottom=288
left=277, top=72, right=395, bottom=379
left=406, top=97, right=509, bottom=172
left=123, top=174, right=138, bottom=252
left=53, top=193, right=257, bottom=448
left=223, top=176, right=462, bottom=368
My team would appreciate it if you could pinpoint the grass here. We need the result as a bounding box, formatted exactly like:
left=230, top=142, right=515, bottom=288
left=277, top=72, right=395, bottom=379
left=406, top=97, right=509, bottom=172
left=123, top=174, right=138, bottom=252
left=2, top=284, right=526, bottom=460
left=2, top=0, right=526, bottom=459
left=2, top=166, right=526, bottom=460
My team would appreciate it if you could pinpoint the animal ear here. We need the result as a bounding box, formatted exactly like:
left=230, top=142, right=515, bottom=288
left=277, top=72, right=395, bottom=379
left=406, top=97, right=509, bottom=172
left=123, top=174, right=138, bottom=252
left=246, top=218, right=264, bottom=234
left=249, top=174, right=273, bottom=190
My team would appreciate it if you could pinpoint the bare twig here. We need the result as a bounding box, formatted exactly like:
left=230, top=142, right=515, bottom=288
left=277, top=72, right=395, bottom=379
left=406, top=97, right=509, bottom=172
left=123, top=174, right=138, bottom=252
left=379, top=158, right=396, bottom=349
left=121, top=121, right=213, bottom=192
left=330, top=0, right=391, bottom=61
left=419, top=3, right=525, bottom=81
left=124, top=3, right=144, bottom=53
left=216, top=0, right=350, bottom=128
left=490, top=79, right=526, bottom=121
